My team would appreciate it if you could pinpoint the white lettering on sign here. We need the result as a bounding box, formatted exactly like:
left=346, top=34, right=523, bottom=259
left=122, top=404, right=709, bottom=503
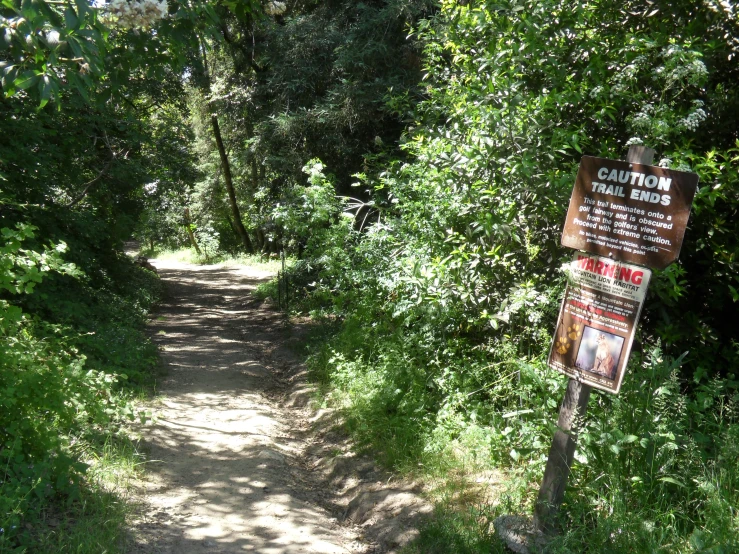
left=595, top=165, right=673, bottom=206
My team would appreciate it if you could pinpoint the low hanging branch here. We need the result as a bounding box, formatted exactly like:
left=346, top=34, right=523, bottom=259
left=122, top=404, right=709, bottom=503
left=67, top=131, right=125, bottom=208
left=67, top=157, right=115, bottom=208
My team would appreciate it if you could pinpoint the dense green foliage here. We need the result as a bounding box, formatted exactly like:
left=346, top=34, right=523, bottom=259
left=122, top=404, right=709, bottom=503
left=0, top=0, right=195, bottom=549
left=259, top=1, right=739, bottom=551
left=140, top=0, right=436, bottom=255
left=0, top=223, right=160, bottom=550
left=3, top=0, right=739, bottom=551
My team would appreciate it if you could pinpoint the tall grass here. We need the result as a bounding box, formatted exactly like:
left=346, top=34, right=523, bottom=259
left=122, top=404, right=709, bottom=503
left=27, top=435, right=146, bottom=554
left=302, top=311, right=739, bottom=553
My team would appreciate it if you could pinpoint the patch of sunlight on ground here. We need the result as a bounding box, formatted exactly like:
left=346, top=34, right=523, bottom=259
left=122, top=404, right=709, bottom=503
left=145, top=247, right=287, bottom=274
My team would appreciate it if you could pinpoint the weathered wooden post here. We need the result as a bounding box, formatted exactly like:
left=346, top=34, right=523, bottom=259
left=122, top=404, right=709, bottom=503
left=281, top=251, right=288, bottom=313
left=495, top=145, right=698, bottom=552
left=532, top=378, right=592, bottom=533
left=277, top=269, right=282, bottom=309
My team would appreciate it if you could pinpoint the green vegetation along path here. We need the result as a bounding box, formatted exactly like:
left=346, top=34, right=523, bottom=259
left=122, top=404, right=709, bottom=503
left=128, top=259, right=368, bottom=553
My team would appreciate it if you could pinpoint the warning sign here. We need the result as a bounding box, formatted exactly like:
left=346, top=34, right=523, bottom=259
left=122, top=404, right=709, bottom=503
left=561, top=156, right=698, bottom=269
left=548, top=253, right=651, bottom=394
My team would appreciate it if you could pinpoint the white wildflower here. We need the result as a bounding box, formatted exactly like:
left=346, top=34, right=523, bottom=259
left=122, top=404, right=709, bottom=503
left=589, top=85, right=603, bottom=99
left=265, top=1, right=286, bottom=15
left=45, top=29, right=60, bottom=48
left=104, top=0, right=168, bottom=29
left=678, top=107, right=707, bottom=132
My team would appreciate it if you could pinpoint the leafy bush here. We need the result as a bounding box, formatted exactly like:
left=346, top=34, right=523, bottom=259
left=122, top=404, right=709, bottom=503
left=0, top=224, right=157, bottom=550
left=278, top=0, right=739, bottom=550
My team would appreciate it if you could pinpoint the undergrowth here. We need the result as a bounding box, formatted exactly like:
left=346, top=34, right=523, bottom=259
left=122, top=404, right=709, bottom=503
left=17, top=434, right=147, bottom=554
left=302, top=312, right=739, bottom=553
left=1, top=225, right=160, bottom=553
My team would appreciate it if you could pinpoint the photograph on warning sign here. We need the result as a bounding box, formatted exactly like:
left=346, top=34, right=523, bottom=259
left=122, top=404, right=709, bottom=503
left=548, top=253, right=651, bottom=394
left=575, top=326, right=625, bottom=380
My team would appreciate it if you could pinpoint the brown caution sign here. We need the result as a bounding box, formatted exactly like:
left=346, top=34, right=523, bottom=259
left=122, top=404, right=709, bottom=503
left=548, top=253, right=651, bottom=394
left=561, top=156, right=698, bottom=269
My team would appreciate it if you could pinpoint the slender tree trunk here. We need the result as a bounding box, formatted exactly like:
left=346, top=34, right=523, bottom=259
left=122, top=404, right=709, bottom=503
left=211, top=114, right=253, bottom=253
left=256, top=227, right=265, bottom=252
left=198, top=36, right=253, bottom=254
left=249, top=158, right=264, bottom=254
left=225, top=213, right=237, bottom=237
left=184, top=208, right=202, bottom=255
left=250, top=157, right=259, bottom=193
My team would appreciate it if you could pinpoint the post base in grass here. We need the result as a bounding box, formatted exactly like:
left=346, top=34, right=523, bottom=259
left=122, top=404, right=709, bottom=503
left=493, top=515, right=548, bottom=554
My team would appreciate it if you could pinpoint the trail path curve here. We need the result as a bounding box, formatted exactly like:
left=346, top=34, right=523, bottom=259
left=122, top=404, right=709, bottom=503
left=128, top=260, right=369, bottom=554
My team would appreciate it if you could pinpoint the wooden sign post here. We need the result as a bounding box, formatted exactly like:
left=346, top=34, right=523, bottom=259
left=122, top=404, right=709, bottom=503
left=534, top=146, right=658, bottom=534
left=495, top=146, right=698, bottom=552
left=532, top=378, right=591, bottom=533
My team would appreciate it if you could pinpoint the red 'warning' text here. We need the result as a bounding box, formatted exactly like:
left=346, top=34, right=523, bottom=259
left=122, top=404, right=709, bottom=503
left=576, top=255, right=644, bottom=285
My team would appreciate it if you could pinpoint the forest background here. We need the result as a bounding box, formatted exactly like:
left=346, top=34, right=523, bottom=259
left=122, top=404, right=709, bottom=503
left=1, top=0, right=738, bottom=552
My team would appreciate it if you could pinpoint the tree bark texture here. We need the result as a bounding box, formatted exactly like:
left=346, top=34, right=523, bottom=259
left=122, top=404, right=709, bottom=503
left=211, top=114, right=253, bottom=253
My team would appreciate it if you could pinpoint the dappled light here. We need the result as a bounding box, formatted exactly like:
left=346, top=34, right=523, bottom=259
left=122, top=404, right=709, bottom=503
left=129, top=261, right=361, bottom=553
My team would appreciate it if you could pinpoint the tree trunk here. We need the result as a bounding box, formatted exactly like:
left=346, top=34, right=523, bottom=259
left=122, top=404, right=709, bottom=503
left=225, top=213, right=237, bottom=238
left=184, top=208, right=202, bottom=255
left=198, top=37, right=253, bottom=254
left=211, top=114, right=253, bottom=253
left=251, top=158, right=259, bottom=194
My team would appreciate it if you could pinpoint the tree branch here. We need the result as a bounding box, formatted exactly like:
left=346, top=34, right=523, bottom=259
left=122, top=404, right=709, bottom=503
left=67, top=156, right=115, bottom=207
left=67, top=131, right=123, bottom=207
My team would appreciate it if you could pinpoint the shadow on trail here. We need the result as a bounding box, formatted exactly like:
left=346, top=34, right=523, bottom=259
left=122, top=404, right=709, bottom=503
left=130, top=263, right=358, bottom=554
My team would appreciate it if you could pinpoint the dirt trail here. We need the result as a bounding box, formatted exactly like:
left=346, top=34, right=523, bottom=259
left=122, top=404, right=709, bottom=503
left=128, top=260, right=370, bottom=554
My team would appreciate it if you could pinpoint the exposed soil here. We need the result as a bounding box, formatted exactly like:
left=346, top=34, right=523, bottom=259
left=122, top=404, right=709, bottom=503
left=127, top=259, right=430, bottom=554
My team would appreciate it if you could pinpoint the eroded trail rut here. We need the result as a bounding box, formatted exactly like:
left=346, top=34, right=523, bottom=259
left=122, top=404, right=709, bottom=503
left=129, top=260, right=368, bottom=554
